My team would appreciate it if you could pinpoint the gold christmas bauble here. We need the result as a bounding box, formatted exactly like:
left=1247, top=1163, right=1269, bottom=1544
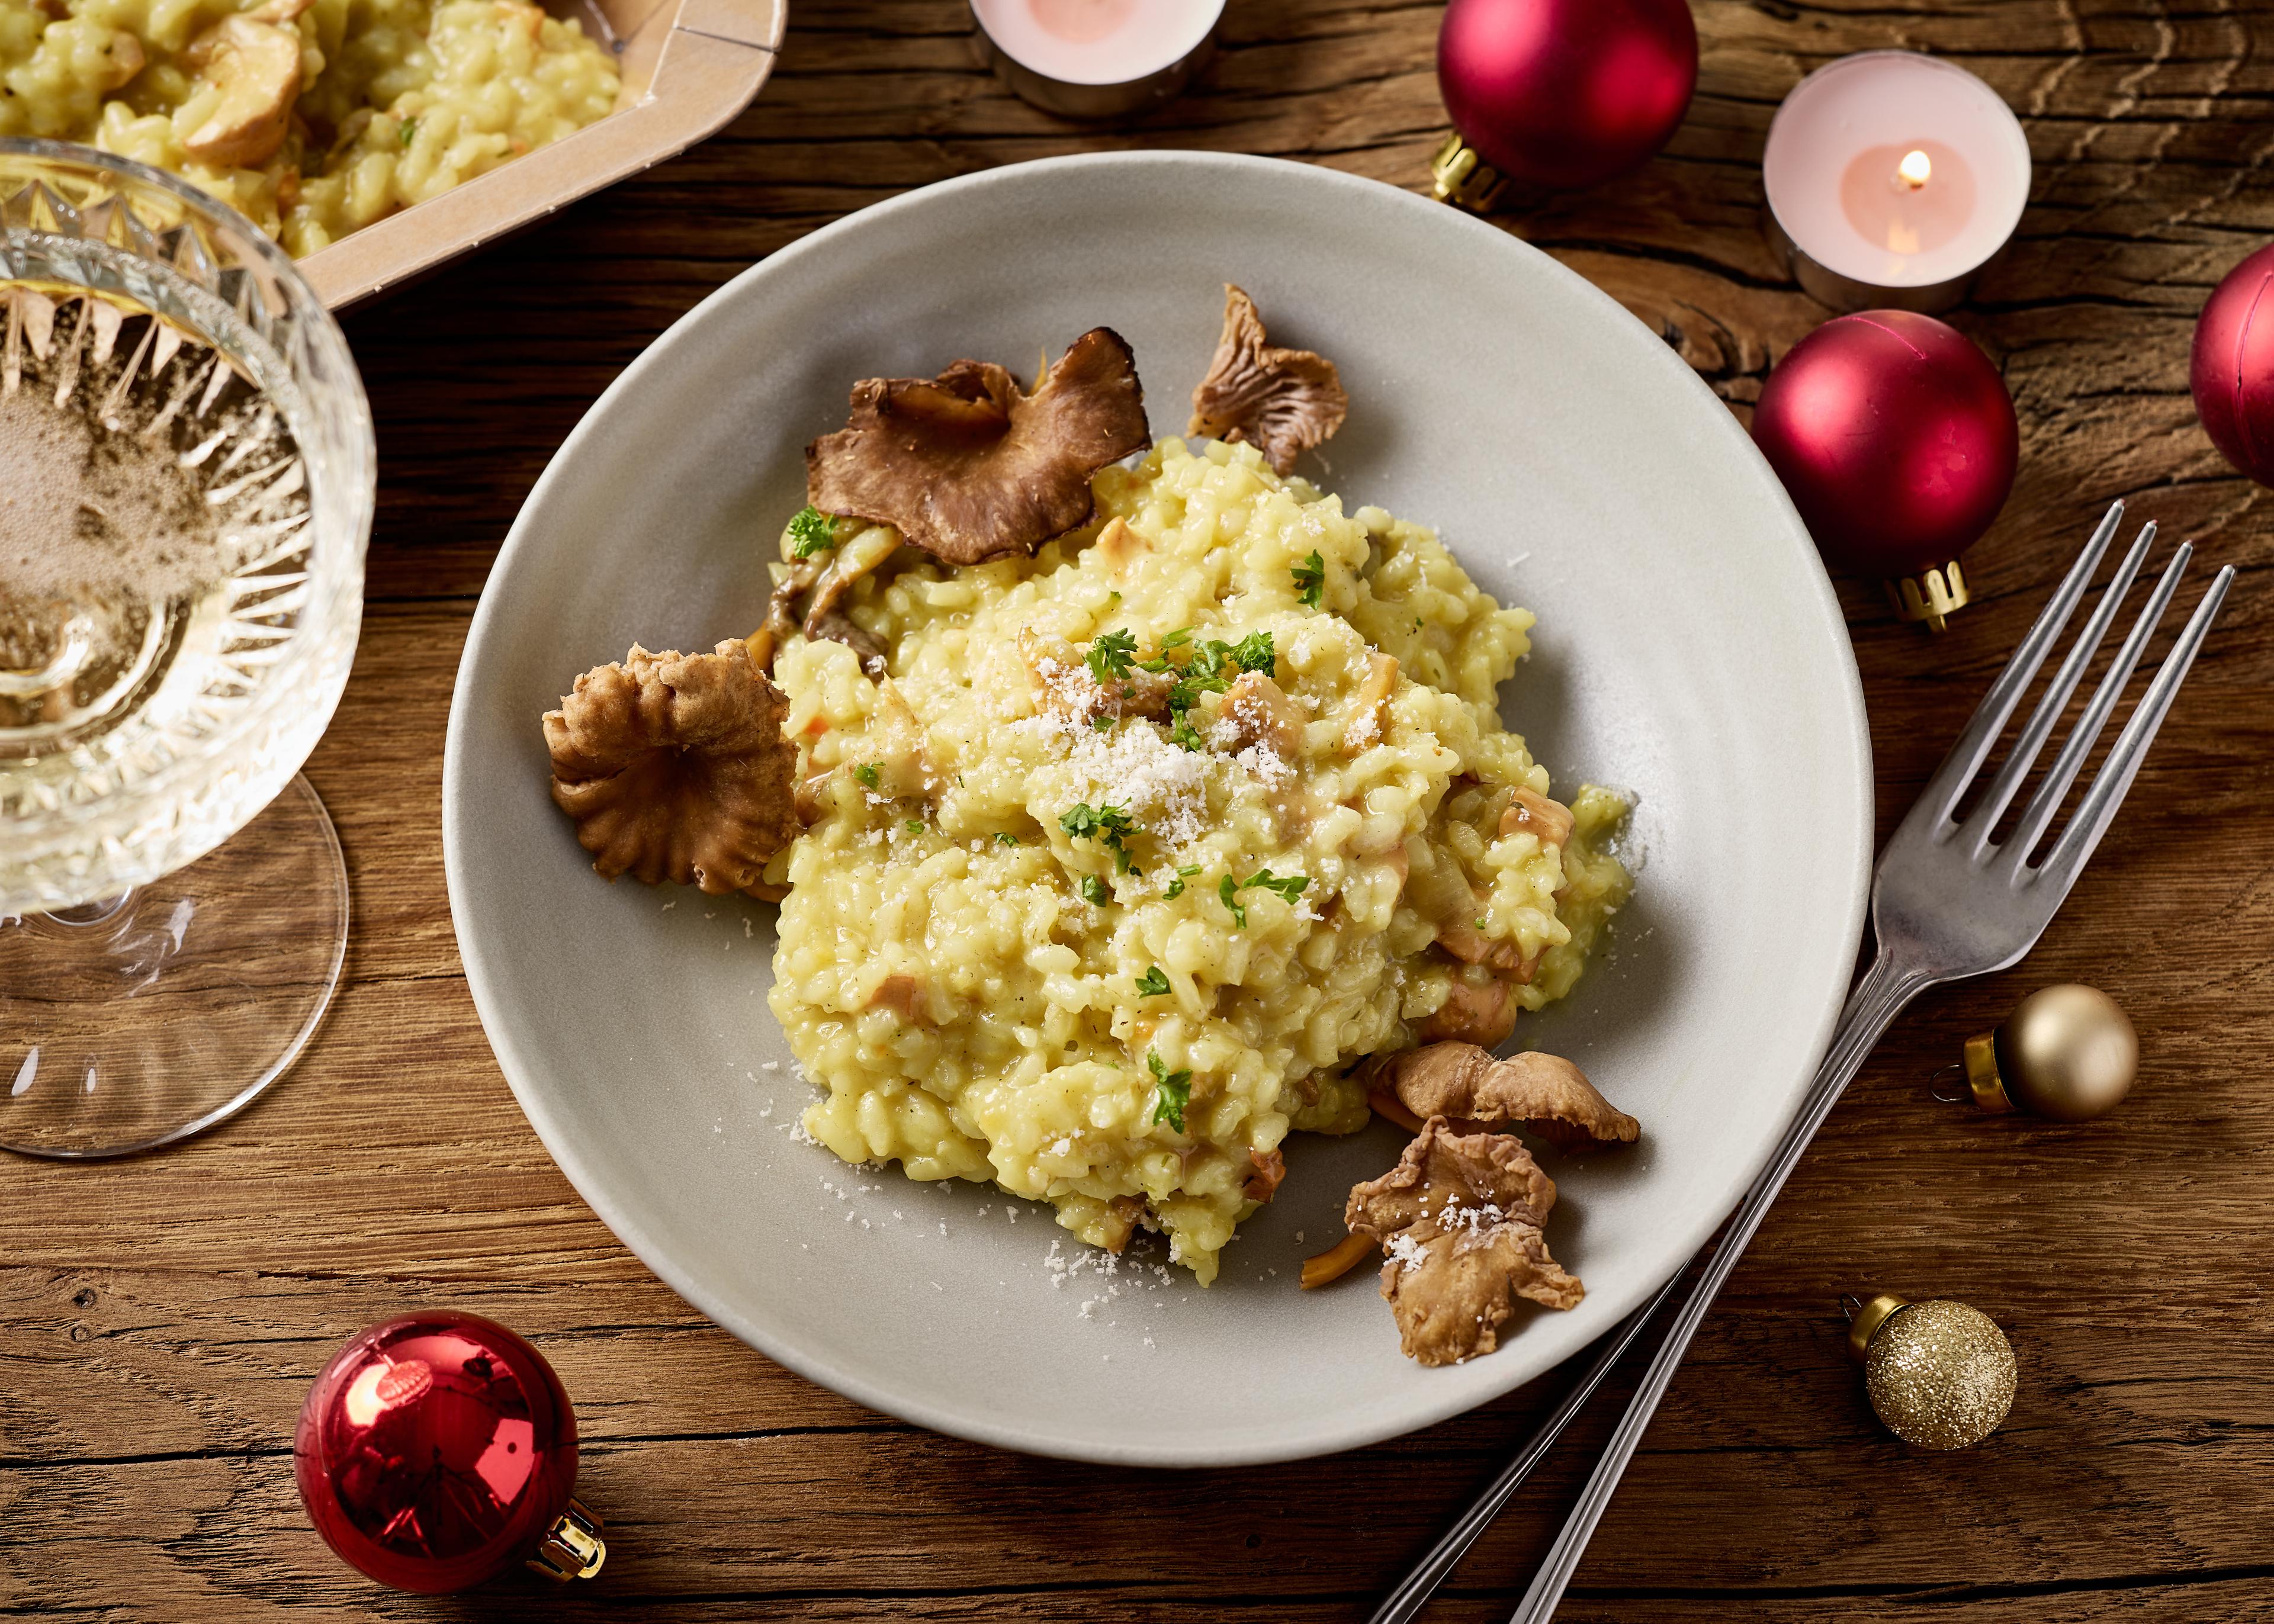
left=1964, top=983, right=2137, bottom=1122
left=1851, top=1294, right=2016, bottom=1450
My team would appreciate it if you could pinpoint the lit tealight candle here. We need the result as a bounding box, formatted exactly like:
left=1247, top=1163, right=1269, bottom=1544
left=971, top=0, right=1225, bottom=120
left=1762, top=52, right=2030, bottom=313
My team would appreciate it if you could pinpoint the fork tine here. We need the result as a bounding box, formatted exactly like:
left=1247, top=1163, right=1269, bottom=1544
left=1964, top=522, right=2155, bottom=856
left=2002, top=540, right=2189, bottom=866
left=2039, top=564, right=2234, bottom=880
left=1922, top=500, right=2125, bottom=825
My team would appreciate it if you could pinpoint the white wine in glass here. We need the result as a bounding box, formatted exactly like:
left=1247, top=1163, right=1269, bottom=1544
left=0, top=140, right=374, bottom=1158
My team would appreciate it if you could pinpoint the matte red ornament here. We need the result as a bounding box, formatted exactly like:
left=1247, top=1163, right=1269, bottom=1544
left=294, top=1311, right=605, bottom=1593
left=1752, top=310, right=2019, bottom=631
left=2189, top=242, right=2274, bottom=487
left=1435, top=0, right=1697, bottom=198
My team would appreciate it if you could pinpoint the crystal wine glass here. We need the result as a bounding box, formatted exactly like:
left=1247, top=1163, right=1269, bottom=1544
left=0, top=140, right=374, bottom=1157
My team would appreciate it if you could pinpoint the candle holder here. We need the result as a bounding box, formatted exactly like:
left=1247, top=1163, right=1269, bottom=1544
left=970, top=0, right=1223, bottom=120
left=1762, top=52, right=2030, bottom=314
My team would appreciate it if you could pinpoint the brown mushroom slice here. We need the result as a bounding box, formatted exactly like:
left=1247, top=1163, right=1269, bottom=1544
left=1017, top=628, right=1171, bottom=722
left=869, top=973, right=930, bottom=1025
left=1099, top=1194, right=1148, bottom=1254
left=1244, top=1147, right=1287, bottom=1204
left=1370, top=1042, right=1639, bottom=1152
left=543, top=639, right=799, bottom=896
left=1220, top=670, right=1303, bottom=760
left=1345, top=1118, right=1582, bottom=1366
left=747, top=555, right=823, bottom=674
left=799, top=522, right=901, bottom=676
left=1415, top=970, right=1517, bottom=1049
left=1342, top=651, right=1398, bottom=753
left=805, top=328, right=1151, bottom=566
left=179, top=16, right=302, bottom=168
left=1187, top=284, right=1349, bottom=477
left=98, top=30, right=145, bottom=90
left=1435, top=905, right=1539, bottom=981
left=1499, top=787, right=1575, bottom=849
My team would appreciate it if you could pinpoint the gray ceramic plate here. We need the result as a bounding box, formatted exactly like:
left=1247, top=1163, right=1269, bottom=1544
left=443, top=152, right=1872, bottom=1467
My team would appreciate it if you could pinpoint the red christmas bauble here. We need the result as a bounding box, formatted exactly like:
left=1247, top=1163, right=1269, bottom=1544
left=1752, top=310, right=2018, bottom=578
left=2189, top=242, right=2274, bottom=487
left=295, top=1311, right=598, bottom=1593
left=1437, top=0, right=1697, bottom=191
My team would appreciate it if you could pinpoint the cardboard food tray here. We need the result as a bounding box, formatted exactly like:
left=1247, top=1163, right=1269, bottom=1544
left=300, top=0, right=786, bottom=308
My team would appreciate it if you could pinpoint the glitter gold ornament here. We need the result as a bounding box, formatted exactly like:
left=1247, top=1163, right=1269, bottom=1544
left=1846, top=1292, right=2017, bottom=1450
left=1961, top=983, right=2138, bottom=1122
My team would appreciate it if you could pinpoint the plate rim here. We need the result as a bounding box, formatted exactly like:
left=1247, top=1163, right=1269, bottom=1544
left=443, top=148, right=1874, bottom=1466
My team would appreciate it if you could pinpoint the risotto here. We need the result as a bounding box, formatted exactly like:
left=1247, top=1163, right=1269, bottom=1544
left=0, top=0, right=619, bottom=256
left=761, top=438, right=1630, bottom=1284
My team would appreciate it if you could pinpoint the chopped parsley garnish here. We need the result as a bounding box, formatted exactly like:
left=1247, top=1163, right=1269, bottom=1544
left=788, top=504, right=837, bottom=559
left=1060, top=802, right=1139, bottom=872
left=1080, top=874, right=1110, bottom=906
left=1148, top=1050, right=1193, bottom=1132
left=996, top=832, right=1020, bottom=846
left=852, top=763, right=879, bottom=789
left=1107, top=591, right=1122, bottom=606
left=1292, top=550, right=1325, bottom=607
left=399, top=117, right=418, bottom=148
left=1145, top=630, right=1274, bottom=750
left=1219, top=868, right=1309, bottom=927
left=1085, top=628, right=1138, bottom=683
left=1164, top=863, right=1201, bottom=899
left=905, top=818, right=925, bottom=835
left=1091, top=714, right=1117, bottom=731
left=1231, top=631, right=1276, bottom=674
left=1242, top=868, right=1311, bottom=903
left=1134, top=966, right=1172, bottom=997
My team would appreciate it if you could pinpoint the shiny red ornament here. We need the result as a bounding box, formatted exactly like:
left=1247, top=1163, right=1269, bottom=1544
left=294, top=1311, right=605, bottom=1593
left=1437, top=0, right=1698, bottom=191
left=1752, top=311, right=2018, bottom=623
left=2189, top=242, right=2274, bottom=487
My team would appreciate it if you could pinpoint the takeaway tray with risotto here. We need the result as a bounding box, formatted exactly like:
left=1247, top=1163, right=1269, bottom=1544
left=1, top=0, right=619, bottom=256
left=539, top=288, right=1644, bottom=1368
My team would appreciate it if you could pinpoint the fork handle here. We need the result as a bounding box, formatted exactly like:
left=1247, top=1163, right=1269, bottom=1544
left=1507, top=948, right=1934, bottom=1624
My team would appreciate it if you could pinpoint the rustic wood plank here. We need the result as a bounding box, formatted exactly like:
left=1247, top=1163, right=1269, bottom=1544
left=7, top=0, right=2274, bottom=1618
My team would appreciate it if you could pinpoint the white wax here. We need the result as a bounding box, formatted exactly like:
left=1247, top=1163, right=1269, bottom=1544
left=971, top=0, right=1222, bottom=86
left=1764, top=52, right=2029, bottom=290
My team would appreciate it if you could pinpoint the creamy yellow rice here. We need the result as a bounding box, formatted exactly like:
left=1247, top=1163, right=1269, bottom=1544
left=765, top=438, right=1630, bottom=1284
left=1, top=0, right=618, bottom=256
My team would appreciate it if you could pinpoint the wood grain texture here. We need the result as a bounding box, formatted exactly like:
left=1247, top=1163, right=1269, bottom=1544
left=6, top=2, right=2274, bottom=1619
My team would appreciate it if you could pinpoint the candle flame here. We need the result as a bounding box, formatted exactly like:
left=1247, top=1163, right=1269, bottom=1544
left=1896, top=149, right=1932, bottom=191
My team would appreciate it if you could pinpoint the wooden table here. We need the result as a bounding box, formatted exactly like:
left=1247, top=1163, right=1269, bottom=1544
left=7, top=4, right=2273, bottom=1619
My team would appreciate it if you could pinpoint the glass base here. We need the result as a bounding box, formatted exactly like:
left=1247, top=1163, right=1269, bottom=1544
left=0, top=776, right=346, bottom=1159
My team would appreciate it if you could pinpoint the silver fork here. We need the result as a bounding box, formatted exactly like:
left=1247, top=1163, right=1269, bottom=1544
left=1368, top=503, right=2234, bottom=1624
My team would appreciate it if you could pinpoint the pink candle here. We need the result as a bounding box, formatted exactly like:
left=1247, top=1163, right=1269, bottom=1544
left=1763, top=52, right=2029, bottom=313
left=971, top=0, right=1223, bottom=115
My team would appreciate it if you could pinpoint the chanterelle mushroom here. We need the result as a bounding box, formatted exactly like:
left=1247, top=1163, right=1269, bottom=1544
left=180, top=16, right=303, bottom=169
left=1187, top=284, right=1348, bottom=477
left=544, top=639, right=799, bottom=895
left=1367, top=1043, right=1640, bottom=1152
left=1346, top=1118, right=1582, bottom=1366
left=804, top=328, right=1150, bottom=566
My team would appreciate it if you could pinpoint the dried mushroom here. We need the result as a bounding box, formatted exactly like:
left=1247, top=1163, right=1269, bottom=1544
left=1367, top=1042, right=1639, bottom=1152
left=1187, top=284, right=1348, bottom=477
left=805, top=328, right=1151, bottom=566
left=544, top=639, right=799, bottom=896
left=1345, top=1118, right=1583, bottom=1366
